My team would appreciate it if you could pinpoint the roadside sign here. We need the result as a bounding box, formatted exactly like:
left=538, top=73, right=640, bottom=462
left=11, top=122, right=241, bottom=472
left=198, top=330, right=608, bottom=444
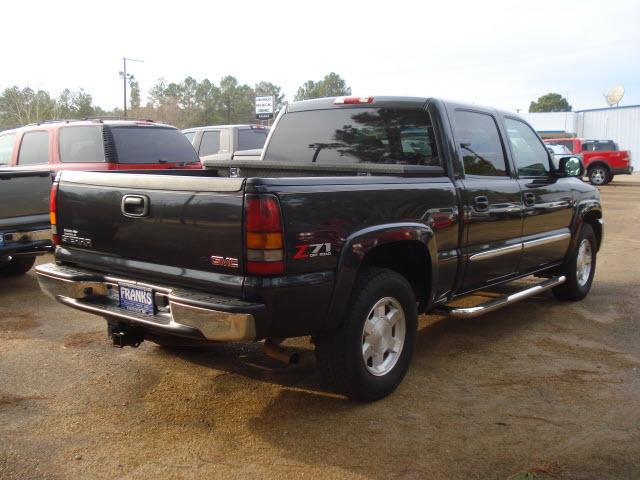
left=256, top=96, right=274, bottom=119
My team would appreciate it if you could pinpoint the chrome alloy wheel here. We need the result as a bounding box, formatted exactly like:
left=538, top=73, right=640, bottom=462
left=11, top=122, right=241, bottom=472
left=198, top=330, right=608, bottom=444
left=576, top=238, right=593, bottom=287
left=590, top=168, right=607, bottom=185
left=361, top=297, right=406, bottom=376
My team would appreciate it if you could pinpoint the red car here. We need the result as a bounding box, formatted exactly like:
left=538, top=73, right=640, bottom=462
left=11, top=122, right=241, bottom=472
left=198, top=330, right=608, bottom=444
left=0, top=119, right=202, bottom=172
left=543, top=138, right=633, bottom=185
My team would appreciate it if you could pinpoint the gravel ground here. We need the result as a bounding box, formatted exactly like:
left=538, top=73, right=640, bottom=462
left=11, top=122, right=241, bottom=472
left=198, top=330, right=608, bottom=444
left=1, top=178, right=639, bottom=480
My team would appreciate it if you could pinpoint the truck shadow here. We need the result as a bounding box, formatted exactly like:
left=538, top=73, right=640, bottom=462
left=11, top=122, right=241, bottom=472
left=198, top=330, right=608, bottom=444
left=160, top=280, right=561, bottom=402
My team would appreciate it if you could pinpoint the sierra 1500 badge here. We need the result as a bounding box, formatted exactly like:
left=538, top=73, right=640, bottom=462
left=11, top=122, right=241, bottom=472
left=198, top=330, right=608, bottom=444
left=294, top=242, right=332, bottom=259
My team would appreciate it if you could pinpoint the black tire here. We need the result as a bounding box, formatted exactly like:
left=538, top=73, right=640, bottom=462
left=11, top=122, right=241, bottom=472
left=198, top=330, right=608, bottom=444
left=604, top=174, right=614, bottom=185
left=552, top=224, right=597, bottom=301
left=0, top=256, right=36, bottom=277
left=314, top=267, right=417, bottom=401
left=588, top=165, right=611, bottom=186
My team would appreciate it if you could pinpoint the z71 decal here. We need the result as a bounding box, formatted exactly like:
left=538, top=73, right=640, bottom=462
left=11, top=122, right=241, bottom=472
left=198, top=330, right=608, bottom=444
left=294, top=242, right=333, bottom=259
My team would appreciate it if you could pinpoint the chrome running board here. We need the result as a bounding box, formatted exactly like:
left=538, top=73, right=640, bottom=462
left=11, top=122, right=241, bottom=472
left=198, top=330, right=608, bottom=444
left=437, top=275, right=566, bottom=319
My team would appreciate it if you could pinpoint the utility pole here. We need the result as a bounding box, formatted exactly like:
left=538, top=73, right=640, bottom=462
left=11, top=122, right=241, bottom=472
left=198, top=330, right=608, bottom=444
left=119, top=57, right=143, bottom=119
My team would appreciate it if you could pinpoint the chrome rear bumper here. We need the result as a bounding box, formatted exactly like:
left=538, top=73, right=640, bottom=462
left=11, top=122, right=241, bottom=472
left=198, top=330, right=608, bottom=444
left=36, top=263, right=262, bottom=341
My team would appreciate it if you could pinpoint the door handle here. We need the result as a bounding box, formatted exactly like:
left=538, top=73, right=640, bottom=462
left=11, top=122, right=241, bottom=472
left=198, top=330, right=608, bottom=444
left=121, top=195, right=149, bottom=217
left=473, top=195, right=489, bottom=212
left=523, top=192, right=536, bottom=207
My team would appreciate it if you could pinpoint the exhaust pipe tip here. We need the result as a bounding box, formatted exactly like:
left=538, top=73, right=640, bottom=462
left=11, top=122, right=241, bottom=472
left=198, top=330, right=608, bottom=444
left=264, top=338, right=300, bottom=365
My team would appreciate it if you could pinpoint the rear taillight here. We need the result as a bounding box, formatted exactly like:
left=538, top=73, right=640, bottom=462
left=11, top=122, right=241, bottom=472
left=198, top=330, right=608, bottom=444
left=245, top=195, right=284, bottom=275
left=49, top=180, right=60, bottom=246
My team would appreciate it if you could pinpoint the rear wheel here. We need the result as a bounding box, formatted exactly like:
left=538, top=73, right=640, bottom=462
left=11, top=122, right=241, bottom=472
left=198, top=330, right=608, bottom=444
left=0, top=256, right=36, bottom=276
left=314, top=267, right=417, bottom=401
left=588, top=166, right=610, bottom=185
left=553, top=224, right=597, bottom=301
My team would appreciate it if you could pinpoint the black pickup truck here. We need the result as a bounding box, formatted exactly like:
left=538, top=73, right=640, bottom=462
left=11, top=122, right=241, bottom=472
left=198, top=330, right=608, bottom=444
left=36, top=96, right=602, bottom=400
left=1, top=170, right=52, bottom=275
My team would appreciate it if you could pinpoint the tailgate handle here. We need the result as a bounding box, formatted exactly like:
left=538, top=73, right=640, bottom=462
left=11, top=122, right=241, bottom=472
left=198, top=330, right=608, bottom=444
left=121, top=195, right=149, bottom=217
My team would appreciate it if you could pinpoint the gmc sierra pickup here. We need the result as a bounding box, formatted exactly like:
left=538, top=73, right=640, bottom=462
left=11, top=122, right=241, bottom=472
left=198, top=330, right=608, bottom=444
left=36, top=96, right=602, bottom=400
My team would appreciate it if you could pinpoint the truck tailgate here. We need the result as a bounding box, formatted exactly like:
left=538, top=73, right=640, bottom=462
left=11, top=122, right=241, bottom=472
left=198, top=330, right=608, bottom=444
left=55, top=171, right=246, bottom=293
left=0, top=170, right=50, bottom=230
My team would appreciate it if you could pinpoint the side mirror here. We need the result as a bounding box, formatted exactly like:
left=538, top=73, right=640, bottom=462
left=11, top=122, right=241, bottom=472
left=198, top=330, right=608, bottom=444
left=558, top=156, right=583, bottom=177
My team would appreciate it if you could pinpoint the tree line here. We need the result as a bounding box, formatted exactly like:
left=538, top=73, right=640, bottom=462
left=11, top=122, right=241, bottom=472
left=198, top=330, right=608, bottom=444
left=0, top=72, right=352, bottom=130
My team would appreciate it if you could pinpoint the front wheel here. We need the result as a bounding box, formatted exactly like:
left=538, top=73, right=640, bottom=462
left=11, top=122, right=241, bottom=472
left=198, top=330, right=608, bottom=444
left=0, top=256, right=36, bottom=277
left=314, top=267, right=417, bottom=401
left=553, top=224, right=597, bottom=301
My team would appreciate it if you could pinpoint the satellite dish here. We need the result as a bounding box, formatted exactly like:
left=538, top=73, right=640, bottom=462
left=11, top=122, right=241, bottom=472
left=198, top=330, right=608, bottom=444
left=605, top=85, right=625, bottom=107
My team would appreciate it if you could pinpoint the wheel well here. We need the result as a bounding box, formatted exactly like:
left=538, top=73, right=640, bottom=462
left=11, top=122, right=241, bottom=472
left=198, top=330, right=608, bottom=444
left=583, top=211, right=603, bottom=250
left=587, top=161, right=610, bottom=173
left=360, top=241, right=431, bottom=302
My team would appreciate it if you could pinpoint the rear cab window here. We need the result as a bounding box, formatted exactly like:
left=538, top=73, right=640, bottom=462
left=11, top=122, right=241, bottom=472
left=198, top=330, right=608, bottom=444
left=108, top=126, right=199, bottom=164
left=265, top=107, right=439, bottom=166
left=17, top=131, right=49, bottom=166
left=452, top=110, right=507, bottom=176
left=0, top=133, right=17, bottom=166
left=238, top=128, right=268, bottom=151
left=59, top=126, right=105, bottom=163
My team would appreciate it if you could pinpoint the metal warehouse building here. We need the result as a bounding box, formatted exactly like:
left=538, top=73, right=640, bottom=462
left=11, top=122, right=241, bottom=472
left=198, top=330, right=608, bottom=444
left=521, top=105, right=640, bottom=170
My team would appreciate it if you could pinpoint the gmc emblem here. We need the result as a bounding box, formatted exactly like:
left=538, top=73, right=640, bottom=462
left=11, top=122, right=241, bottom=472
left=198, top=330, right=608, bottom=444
left=210, top=256, right=239, bottom=268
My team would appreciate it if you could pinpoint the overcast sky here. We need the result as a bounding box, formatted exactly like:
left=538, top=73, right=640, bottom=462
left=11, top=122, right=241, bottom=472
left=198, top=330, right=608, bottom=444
left=2, top=0, right=638, bottom=113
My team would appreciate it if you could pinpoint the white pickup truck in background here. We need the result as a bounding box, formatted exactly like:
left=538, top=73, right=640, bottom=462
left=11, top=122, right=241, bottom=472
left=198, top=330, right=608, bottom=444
left=182, top=124, right=269, bottom=164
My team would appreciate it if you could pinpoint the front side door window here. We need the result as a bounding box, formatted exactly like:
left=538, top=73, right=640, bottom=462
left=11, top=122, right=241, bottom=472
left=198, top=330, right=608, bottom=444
left=504, top=118, right=550, bottom=178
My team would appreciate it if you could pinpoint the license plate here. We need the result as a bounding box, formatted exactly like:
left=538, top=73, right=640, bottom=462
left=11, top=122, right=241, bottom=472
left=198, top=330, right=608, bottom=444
left=118, top=283, right=154, bottom=315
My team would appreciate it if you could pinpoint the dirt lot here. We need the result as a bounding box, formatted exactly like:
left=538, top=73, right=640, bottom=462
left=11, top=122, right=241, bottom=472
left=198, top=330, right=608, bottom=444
left=1, top=178, right=639, bottom=480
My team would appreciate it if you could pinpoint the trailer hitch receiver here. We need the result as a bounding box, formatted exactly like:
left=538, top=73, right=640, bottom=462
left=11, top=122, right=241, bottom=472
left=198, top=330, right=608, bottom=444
left=108, top=323, right=144, bottom=348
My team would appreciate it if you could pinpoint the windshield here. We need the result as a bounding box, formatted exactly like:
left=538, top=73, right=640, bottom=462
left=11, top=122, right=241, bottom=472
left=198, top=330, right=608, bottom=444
left=110, top=126, right=199, bottom=164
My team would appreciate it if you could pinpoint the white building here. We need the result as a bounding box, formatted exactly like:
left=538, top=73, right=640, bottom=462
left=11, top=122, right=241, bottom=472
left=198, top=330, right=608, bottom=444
left=521, top=106, right=640, bottom=170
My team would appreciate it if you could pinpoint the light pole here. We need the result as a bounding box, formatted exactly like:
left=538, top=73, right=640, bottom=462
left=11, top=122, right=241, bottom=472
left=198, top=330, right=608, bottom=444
left=119, top=57, right=143, bottom=119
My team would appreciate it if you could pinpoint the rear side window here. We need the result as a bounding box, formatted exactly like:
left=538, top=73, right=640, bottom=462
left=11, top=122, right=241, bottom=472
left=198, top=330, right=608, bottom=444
left=238, top=128, right=268, bottom=150
left=109, top=126, right=199, bottom=164
left=17, top=131, right=49, bottom=165
left=59, top=126, right=105, bottom=163
left=504, top=118, right=550, bottom=177
left=583, top=140, right=617, bottom=152
left=199, top=130, right=221, bottom=156
left=453, top=111, right=507, bottom=176
left=265, top=107, right=439, bottom=166
left=0, top=133, right=17, bottom=166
